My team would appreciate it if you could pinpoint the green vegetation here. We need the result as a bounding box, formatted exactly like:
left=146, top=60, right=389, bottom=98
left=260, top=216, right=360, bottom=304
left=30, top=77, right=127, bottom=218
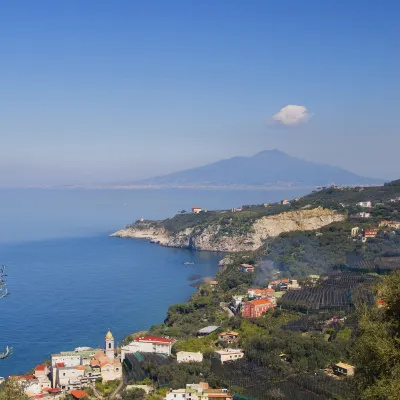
left=353, top=272, right=400, bottom=399
left=0, top=380, right=28, bottom=400
left=95, top=379, right=120, bottom=397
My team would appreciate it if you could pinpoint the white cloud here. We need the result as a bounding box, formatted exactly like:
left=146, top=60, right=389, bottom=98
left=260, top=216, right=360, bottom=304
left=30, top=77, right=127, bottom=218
left=272, top=105, right=313, bottom=126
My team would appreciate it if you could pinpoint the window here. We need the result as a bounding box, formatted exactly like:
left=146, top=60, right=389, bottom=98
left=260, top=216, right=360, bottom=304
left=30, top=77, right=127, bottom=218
left=109, top=343, right=111, bottom=349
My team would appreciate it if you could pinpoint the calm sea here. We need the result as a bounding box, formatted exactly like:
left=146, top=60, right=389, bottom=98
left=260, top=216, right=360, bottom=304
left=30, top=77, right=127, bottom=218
left=0, top=188, right=310, bottom=376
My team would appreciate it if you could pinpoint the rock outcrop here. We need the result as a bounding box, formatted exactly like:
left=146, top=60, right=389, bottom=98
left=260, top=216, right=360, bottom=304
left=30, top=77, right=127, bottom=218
left=110, top=207, right=345, bottom=252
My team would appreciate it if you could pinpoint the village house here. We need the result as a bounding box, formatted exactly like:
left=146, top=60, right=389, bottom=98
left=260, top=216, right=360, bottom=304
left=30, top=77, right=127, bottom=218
left=165, top=383, right=233, bottom=400
left=333, top=362, right=355, bottom=377
left=70, top=389, right=90, bottom=400
left=218, top=331, right=240, bottom=345
left=231, top=207, right=243, bottom=212
left=214, top=349, right=244, bottom=364
left=192, top=206, right=202, bottom=214
left=176, top=351, right=203, bottom=363
left=34, top=365, right=51, bottom=390
left=287, top=279, right=300, bottom=290
left=390, top=197, right=400, bottom=202
left=197, top=326, right=220, bottom=337
left=379, top=220, right=400, bottom=230
left=240, top=263, right=255, bottom=273
left=357, top=212, right=371, bottom=218
left=358, top=201, right=372, bottom=208
left=11, top=375, right=42, bottom=397
left=362, top=229, right=379, bottom=243
left=351, top=227, right=360, bottom=237
left=268, top=279, right=289, bottom=290
left=121, top=335, right=174, bottom=360
left=281, top=199, right=290, bottom=205
left=247, top=288, right=275, bottom=299
left=242, top=298, right=274, bottom=318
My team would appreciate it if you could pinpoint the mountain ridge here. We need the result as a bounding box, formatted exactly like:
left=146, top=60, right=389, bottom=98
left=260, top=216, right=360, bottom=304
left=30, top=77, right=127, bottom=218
left=133, top=149, right=383, bottom=187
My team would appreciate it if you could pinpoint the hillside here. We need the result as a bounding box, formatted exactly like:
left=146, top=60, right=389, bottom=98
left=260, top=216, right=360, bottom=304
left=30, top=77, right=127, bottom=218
left=135, top=149, right=382, bottom=187
left=110, top=180, right=400, bottom=253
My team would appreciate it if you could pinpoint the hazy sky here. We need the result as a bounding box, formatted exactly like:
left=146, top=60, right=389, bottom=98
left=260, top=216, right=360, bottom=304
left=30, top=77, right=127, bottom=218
left=1, top=0, right=399, bottom=186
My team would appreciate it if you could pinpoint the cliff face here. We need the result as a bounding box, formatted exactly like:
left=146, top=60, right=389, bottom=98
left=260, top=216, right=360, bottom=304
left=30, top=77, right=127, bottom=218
left=110, top=207, right=345, bottom=252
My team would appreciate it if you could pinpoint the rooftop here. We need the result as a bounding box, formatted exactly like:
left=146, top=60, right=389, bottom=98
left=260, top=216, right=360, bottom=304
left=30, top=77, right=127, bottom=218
left=70, top=390, right=90, bottom=399
left=335, top=362, right=355, bottom=369
left=248, top=299, right=273, bottom=306
left=219, top=331, right=239, bottom=337
left=215, top=349, right=244, bottom=355
left=134, top=335, right=173, bottom=344
left=35, top=365, right=47, bottom=371
left=198, top=326, right=220, bottom=334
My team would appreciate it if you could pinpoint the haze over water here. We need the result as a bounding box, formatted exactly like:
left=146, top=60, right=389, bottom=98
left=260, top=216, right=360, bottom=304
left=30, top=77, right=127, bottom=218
left=0, top=188, right=309, bottom=377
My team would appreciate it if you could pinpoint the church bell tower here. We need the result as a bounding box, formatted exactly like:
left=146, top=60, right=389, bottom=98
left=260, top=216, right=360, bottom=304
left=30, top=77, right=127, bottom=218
left=105, top=329, right=115, bottom=360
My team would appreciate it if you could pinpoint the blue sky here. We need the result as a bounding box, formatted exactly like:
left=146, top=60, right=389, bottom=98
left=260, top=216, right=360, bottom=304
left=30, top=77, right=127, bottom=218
left=1, top=0, right=399, bottom=186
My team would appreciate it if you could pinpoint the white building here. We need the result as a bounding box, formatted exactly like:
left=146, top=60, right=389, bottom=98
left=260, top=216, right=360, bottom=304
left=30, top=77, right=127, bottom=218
left=214, top=349, right=244, bottom=364
left=165, top=382, right=232, bottom=400
left=121, top=335, right=173, bottom=361
left=51, top=330, right=121, bottom=389
left=34, top=365, right=51, bottom=390
left=176, top=351, right=203, bottom=363
left=358, top=212, right=371, bottom=218
left=12, top=376, right=42, bottom=397
left=358, top=201, right=372, bottom=208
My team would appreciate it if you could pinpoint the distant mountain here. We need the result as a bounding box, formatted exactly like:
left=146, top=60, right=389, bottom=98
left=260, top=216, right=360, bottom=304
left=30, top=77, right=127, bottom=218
left=135, top=149, right=383, bottom=187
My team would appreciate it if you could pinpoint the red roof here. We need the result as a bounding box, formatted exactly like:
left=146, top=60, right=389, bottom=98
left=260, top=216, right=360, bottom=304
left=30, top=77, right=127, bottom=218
left=192, top=206, right=201, bottom=209
left=35, top=365, right=47, bottom=371
left=249, top=299, right=272, bottom=306
left=70, top=390, right=90, bottom=399
left=44, top=388, right=62, bottom=393
left=56, top=362, right=65, bottom=368
left=134, top=335, right=173, bottom=344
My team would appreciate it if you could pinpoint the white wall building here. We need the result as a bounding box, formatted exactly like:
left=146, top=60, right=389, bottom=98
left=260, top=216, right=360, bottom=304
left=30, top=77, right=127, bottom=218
left=214, top=349, right=244, bottom=364
left=121, top=336, right=173, bottom=360
left=358, top=201, right=372, bottom=208
left=176, top=351, right=203, bottom=363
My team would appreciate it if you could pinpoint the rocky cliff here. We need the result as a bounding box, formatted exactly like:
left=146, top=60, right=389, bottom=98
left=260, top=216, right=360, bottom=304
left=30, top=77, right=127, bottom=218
left=110, top=207, right=345, bottom=252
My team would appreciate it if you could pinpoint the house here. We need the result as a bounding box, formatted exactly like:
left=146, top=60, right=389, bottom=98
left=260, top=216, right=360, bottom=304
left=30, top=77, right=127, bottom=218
left=70, top=389, right=90, bottom=399
left=121, top=335, right=174, bottom=360
left=197, top=326, right=220, bottom=337
left=247, top=288, right=275, bottom=299
left=231, top=207, right=243, bottom=212
left=240, top=263, right=255, bottom=273
left=176, top=351, right=203, bottom=363
left=34, top=365, right=51, bottom=390
left=192, top=206, right=202, bottom=214
left=333, top=362, right=355, bottom=377
left=209, top=280, right=218, bottom=290
left=281, top=199, right=290, bottom=205
left=363, top=229, right=378, bottom=242
left=390, top=197, right=400, bottom=203
left=268, top=279, right=289, bottom=290
left=351, top=227, right=360, bottom=237
left=11, top=376, right=42, bottom=397
left=358, top=212, right=370, bottom=218
left=358, top=201, right=372, bottom=208
left=214, top=349, right=244, bottom=364
left=218, top=331, right=240, bottom=345
left=287, top=279, right=300, bottom=290
left=165, top=383, right=233, bottom=400
left=379, top=220, right=400, bottom=230
left=241, top=299, right=274, bottom=318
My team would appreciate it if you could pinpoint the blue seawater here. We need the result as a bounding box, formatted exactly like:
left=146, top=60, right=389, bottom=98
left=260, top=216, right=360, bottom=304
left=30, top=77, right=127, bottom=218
left=0, top=188, right=310, bottom=376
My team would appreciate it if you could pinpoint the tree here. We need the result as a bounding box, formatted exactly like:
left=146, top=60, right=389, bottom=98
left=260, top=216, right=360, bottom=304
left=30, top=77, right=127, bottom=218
left=352, top=272, right=400, bottom=399
left=122, top=388, right=146, bottom=400
left=0, top=379, right=28, bottom=400
left=0, top=265, right=12, bottom=359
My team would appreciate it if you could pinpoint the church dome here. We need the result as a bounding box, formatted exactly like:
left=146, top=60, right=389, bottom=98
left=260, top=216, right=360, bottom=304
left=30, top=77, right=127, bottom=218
left=105, top=330, right=114, bottom=340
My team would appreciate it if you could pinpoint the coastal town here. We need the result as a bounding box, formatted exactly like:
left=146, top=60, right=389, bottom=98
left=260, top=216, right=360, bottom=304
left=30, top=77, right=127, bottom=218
left=2, top=181, right=400, bottom=400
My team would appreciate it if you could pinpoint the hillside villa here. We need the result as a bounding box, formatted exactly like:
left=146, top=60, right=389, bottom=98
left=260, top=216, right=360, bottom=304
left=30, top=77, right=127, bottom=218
left=121, top=335, right=174, bottom=360
left=165, top=383, right=233, bottom=400
left=379, top=220, right=400, bottom=229
left=240, top=264, right=255, bottom=273
left=333, top=363, right=355, bottom=377
left=357, top=201, right=372, bottom=208
left=176, top=351, right=203, bottom=363
left=214, top=349, right=244, bottom=364
left=192, top=206, right=202, bottom=213
left=218, top=331, right=240, bottom=345
left=242, top=299, right=274, bottom=318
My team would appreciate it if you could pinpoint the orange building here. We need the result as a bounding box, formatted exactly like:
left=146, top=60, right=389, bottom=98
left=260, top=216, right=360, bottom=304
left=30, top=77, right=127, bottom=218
left=241, top=299, right=274, bottom=318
